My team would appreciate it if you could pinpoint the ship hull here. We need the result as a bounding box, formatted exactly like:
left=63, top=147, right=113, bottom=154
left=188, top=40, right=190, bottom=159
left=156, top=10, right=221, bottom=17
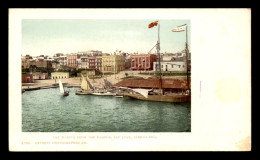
left=123, top=93, right=191, bottom=103
left=75, top=90, right=93, bottom=95
left=91, top=92, right=116, bottom=96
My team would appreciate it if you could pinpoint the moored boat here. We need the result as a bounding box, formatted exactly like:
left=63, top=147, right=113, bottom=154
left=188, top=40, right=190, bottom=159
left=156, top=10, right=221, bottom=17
left=91, top=92, right=116, bottom=96
left=75, top=75, right=94, bottom=95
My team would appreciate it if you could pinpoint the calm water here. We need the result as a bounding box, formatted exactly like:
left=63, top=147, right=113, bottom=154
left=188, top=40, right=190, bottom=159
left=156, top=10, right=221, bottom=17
left=22, top=87, right=191, bottom=132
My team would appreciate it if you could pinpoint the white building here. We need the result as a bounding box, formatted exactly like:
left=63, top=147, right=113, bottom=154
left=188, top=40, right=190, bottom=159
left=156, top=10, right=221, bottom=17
left=79, top=56, right=88, bottom=69
left=58, top=56, right=67, bottom=66
left=153, top=61, right=187, bottom=72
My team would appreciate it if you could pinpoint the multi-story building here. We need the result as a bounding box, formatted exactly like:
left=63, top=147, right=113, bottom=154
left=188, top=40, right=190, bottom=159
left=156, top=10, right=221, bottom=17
left=67, top=54, right=78, bottom=68
left=96, top=56, right=102, bottom=72
left=80, top=56, right=88, bottom=69
left=102, top=55, right=125, bottom=73
left=130, top=54, right=157, bottom=71
left=88, top=56, right=96, bottom=69
left=58, top=56, right=67, bottom=66
left=76, top=54, right=81, bottom=68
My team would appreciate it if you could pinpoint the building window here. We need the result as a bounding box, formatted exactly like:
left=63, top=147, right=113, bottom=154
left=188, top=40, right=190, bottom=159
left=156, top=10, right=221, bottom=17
left=172, top=64, right=174, bottom=68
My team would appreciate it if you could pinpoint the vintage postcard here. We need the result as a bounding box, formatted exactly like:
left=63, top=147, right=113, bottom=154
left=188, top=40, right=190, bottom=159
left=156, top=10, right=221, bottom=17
left=9, top=8, right=251, bottom=151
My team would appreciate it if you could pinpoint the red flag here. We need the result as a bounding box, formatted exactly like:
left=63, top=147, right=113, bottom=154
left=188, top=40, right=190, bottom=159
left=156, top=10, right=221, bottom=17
left=148, top=20, right=159, bottom=28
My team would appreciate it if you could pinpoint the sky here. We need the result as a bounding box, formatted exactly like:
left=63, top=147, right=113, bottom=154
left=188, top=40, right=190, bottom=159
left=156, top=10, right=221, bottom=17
left=22, top=19, right=190, bottom=57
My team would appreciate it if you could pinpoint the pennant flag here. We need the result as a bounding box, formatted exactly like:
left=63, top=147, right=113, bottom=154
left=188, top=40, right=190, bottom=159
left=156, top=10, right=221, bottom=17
left=148, top=20, right=159, bottom=28
left=172, top=24, right=186, bottom=32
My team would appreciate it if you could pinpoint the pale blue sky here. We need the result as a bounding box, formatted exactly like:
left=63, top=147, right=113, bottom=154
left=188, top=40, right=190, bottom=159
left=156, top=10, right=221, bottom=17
left=22, top=19, right=190, bottom=56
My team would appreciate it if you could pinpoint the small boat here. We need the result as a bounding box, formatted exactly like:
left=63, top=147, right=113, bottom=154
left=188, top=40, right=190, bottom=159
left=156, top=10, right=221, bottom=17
left=75, top=75, right=94, bottom=95
left=59, top=79, right=69, bottom=96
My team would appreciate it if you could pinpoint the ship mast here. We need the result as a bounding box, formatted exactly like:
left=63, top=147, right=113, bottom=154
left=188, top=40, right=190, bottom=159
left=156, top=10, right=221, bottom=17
left=157, top=23, right=163, bottom=94
left=185, top=25, right=190, bottom=92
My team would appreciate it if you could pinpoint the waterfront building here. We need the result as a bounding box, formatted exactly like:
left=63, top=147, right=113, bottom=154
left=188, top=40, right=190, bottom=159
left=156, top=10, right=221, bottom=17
left=80, top=56, right=88, bottom=69
left=153, top=61, right=187, bottom=72
left=130, top=54, right=157, bottom=71
left=22, top=73, right=34, bottom=83
left=51, top=72, right=69, bottom=79
left=154, top=52, right=191, bottom=72
left=58, top=56, right=67, bottom=66
left=96, top=56, right=102, bottom=72
left=32, top=72, right=49, bottom=80
left=102, top=55, right=125, bottom=73
left=76, top=54, right=82, bottom=68
left=67, top=54, right=78, bottom=68
left=88, top=56, right=96, bottom=69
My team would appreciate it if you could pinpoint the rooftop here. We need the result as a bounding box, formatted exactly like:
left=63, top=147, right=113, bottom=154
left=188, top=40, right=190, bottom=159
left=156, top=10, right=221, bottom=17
left=114, top=78, right=191, bottom=89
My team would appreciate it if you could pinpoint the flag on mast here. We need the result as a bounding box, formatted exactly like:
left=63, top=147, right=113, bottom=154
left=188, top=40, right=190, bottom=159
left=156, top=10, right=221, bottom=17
left=148, top=20, right=159, bottom=28
left=172, top=24, right=186, bottom=32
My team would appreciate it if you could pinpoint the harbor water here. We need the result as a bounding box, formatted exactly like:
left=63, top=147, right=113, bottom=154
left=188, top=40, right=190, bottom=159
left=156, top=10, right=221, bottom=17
left=22, top=87, right=191, bottom=132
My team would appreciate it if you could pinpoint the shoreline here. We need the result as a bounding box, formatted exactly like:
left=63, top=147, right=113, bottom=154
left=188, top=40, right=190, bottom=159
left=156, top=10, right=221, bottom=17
left=22, top=74, right=188, bottom=92
left=22, top=77, right=81, bottom=92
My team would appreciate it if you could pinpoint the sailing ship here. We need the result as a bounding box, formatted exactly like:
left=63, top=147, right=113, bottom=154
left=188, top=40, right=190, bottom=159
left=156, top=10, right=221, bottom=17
left=91, top=79, right=116, bottom=96
left=59, top=79, right=69, bottom=96
left=119, top=21, right=191, bottom=103
left=75, top=75, right=94, bottom=95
